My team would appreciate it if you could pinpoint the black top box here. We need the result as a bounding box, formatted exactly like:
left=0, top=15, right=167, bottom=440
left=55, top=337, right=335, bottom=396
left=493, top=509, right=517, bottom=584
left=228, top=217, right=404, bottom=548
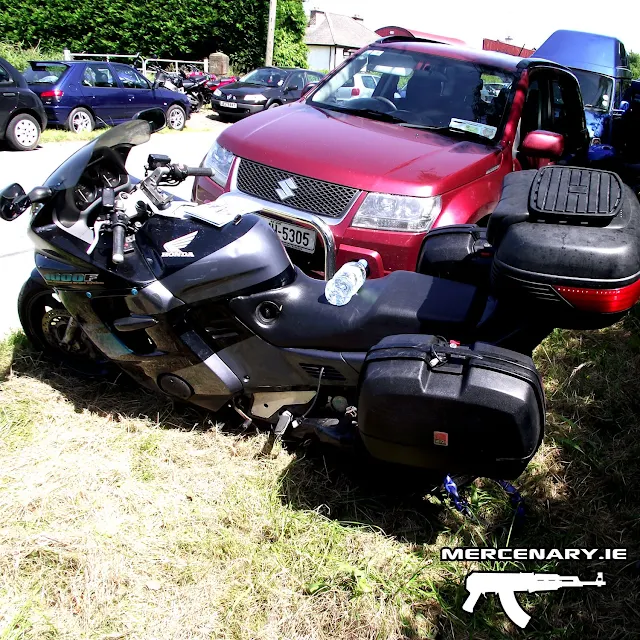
left=488, top=167, right=640, bottom=326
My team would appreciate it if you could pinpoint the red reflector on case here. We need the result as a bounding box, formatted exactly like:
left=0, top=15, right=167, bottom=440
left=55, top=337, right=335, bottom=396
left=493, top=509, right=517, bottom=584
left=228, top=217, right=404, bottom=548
left=351, top=87, right=360, bottom=97
left=434, top=431, right=449, bottom=446
left=40, top=89, right=64, bottom=99
left=554, top=280, right=640, bottom=313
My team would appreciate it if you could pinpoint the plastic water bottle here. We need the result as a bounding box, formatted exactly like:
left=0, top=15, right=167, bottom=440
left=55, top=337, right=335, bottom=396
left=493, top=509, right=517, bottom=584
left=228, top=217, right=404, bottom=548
left=325, top=259, right=368, bottom=306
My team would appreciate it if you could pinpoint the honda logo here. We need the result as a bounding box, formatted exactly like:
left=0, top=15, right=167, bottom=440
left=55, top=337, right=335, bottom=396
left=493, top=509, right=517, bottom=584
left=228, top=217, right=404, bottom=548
left=276, top=177, right=297, bottom=201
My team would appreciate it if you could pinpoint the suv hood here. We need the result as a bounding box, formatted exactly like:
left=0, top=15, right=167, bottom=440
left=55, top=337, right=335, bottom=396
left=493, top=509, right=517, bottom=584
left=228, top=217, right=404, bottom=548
left=218, top=103, right=504, bottom=196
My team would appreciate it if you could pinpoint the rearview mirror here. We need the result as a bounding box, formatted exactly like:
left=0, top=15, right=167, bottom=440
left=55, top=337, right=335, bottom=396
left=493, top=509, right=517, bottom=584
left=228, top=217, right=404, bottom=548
left=520, top=130, right=565, bottom=159
left=0, top=183, right=29, bottom=221
left=133, top=107, right=166, bottom=133
left=301, top=82, right=318, bottom=97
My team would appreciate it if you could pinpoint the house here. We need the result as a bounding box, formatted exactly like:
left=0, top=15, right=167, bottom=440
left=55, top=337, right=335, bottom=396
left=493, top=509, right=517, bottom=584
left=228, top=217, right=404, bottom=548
left=482, top=39, right=536, bottom=58
left=305, top=10, right=379, bottom=71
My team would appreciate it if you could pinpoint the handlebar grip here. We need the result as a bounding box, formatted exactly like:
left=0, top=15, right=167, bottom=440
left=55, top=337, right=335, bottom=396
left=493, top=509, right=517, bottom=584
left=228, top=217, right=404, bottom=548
left=112, top=222, right=126, bottom=264
left=186, top=166, right=214, bottom=177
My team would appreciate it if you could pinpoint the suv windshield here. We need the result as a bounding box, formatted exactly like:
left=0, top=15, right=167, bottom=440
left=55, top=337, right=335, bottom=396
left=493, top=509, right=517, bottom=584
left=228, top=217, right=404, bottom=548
left=309, top=47, right=516, bottom=142
left=240, top=68, right=286, bottom=87
left=571, top=69, right=614, bottom=111
left=23, top=63, right=68, bottom=84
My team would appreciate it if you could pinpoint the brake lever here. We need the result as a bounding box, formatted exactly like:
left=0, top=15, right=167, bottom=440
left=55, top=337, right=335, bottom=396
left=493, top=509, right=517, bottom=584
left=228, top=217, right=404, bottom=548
left=87, top=219, right=107, bottom=255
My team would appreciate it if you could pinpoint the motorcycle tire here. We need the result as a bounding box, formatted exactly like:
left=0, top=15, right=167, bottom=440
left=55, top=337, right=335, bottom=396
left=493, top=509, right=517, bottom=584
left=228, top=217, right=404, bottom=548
left=188, top=94, right=203, bottom=113
left=18, top=273, right=112, bottom=377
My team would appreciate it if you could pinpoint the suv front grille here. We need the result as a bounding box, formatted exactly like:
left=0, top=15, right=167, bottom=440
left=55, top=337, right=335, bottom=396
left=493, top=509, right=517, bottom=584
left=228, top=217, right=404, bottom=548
left=236, top=159, right=359, bottom=218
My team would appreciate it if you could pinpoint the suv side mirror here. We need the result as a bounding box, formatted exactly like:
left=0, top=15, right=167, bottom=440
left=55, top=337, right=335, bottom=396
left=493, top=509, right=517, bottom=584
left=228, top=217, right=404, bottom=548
left=613, top=100, right=630, bottom=116
left=286, top=84, right=301, bottom=93
left=0, top=183, right=29, bottom=221
left=154, top=78, right=166, bottom=89
left=301, top=82, right=318, bottom=97
left=520, top=130, right=565, bottom=159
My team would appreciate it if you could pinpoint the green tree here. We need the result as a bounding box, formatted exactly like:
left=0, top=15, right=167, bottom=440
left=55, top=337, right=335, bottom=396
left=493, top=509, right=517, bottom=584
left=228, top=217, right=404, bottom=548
left=0, top=0, right=308, bottom=73
left=630, top=51, right=640, bottom=79
left=273, top=0, right=308, bottom=68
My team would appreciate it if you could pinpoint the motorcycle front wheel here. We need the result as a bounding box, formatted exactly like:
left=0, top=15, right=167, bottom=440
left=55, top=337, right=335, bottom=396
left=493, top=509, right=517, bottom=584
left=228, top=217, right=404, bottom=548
left=17, top=273, right=112, bottom=376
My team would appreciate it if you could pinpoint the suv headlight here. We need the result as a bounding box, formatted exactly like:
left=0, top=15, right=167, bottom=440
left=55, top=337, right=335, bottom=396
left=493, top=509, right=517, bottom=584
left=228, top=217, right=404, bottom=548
left=203, top=141, right=236, bottom=187
left=213, top=88, right=223, bottom=97
left=352, top=193, right=442, bottom=232
left=244, top=94, right=266, bottom=102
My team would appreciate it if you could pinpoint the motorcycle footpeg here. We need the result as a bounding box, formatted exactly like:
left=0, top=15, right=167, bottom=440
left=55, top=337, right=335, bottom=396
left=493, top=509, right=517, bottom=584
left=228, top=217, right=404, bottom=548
left=259, top=411, right=293, bottom=457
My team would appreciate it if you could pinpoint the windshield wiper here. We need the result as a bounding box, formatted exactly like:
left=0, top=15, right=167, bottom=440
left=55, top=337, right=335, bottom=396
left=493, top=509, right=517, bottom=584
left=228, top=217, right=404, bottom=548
left=403, top=124, right=494, bottom=143
left=323, top=106, right=409, bottom=124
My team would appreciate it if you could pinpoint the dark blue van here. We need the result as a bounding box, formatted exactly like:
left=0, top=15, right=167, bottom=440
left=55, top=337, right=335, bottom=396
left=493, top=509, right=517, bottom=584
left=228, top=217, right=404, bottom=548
left=535, top=30, right=633, bottom=145
left=23, top=60, right=191, bottom=132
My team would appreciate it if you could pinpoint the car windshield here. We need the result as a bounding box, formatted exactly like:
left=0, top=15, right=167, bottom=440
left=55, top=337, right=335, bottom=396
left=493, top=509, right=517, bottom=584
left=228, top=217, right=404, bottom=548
left=44, top=119, right=151, bottom=192
left=23, top=63, right=68, bottom=84
left=571, top=69, right=614, bottom=111
left=240, top=68, right=286, bottom=87
left=309, top=47, right=516, bottom=142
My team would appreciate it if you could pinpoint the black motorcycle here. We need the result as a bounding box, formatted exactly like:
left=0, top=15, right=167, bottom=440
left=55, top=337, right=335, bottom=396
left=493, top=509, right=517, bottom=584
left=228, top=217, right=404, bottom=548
left=180, top=73, right=212, bottom=113
left=2, top=109, right=639, bottom=488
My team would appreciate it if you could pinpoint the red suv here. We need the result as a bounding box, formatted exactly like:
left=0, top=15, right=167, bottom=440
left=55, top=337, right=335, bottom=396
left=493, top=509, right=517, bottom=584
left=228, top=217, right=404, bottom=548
left=193, top=37, right=588, bottom=278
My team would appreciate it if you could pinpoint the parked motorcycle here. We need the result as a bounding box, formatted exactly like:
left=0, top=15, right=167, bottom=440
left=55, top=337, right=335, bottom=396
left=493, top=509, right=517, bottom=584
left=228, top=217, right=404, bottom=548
left=2, top=109, right=640, bottom=489
left=148, top=64, right=184, bottom=93
left=180, top=75, right=212, bottom=112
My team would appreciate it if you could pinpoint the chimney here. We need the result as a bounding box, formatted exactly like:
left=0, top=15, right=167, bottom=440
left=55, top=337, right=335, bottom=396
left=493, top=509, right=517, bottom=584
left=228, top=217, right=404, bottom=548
left=352, top=15, right=364, bottom=22
left=309, top=10, right=325, bottom=27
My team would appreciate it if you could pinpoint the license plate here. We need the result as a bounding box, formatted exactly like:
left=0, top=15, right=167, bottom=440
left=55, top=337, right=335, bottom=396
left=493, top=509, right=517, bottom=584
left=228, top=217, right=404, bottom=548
left=263, top=217, right=317, bottom=254
left=219, top=101, right=237, bottom=109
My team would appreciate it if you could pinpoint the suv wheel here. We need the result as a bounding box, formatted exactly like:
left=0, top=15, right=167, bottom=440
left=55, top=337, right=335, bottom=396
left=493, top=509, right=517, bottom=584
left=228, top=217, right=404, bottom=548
left=66, top=107, right=95, bottom=133
left=267, top=102, right=281, bottom=109
left=166, top=104, right=186, bottom=130
left=6, top=114, right=41, bottom=151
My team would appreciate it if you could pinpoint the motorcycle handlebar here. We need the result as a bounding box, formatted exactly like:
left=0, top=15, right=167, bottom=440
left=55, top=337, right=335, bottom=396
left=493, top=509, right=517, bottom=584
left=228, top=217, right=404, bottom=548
left=112, top=220, right=126, bottom=264
left=185, top=167, right=214, bottom=177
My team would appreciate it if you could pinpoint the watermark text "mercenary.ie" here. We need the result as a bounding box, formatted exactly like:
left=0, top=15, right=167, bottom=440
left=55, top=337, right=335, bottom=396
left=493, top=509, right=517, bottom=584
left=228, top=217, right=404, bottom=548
left=441, top=548, right=627, bottom=561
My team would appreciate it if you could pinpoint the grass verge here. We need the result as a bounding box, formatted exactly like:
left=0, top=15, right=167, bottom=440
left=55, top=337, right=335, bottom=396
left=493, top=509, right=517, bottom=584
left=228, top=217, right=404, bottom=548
left=1, top=317, right=639, bottom=639
left=39, top=109, right=223, bottom=145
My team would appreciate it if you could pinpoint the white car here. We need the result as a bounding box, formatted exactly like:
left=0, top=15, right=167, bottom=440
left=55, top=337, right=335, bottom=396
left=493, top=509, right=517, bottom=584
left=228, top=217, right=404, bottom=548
left=335, top=73, right=379, bottom=103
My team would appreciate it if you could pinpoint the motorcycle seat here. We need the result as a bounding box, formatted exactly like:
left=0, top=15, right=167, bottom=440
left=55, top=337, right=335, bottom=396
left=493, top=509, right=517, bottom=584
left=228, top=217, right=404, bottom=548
left=229, top=268, right=485, bottom=351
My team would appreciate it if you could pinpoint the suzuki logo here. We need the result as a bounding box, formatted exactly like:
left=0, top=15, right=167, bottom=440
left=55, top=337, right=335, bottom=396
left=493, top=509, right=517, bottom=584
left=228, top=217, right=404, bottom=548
left=276, top=177, right=298, bottom=201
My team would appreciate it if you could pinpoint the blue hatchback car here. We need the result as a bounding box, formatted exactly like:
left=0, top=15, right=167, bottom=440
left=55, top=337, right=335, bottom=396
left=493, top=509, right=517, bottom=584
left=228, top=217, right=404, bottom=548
left=23, top=60, right=191, bottom=132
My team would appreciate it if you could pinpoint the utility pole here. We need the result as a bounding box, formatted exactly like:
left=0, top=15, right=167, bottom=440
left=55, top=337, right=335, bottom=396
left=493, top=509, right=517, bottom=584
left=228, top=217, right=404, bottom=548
left=265, top=0, right=278, bottom=66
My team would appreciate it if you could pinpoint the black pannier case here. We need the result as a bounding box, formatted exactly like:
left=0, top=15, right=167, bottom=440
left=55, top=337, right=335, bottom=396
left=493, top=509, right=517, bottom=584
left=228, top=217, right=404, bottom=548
left=358, top=335, right=545, bottom=479
left=488, top=166, right=640, bottom=327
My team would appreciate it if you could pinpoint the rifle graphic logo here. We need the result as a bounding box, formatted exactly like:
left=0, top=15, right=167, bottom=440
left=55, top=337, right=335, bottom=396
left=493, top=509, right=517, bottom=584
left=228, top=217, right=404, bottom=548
left=463, top=571, right=606, bottom=628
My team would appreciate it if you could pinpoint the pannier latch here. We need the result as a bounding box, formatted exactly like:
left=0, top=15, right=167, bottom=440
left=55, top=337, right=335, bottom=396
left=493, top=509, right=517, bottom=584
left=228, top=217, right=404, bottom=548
left=428, top=344, right=484, bottom=369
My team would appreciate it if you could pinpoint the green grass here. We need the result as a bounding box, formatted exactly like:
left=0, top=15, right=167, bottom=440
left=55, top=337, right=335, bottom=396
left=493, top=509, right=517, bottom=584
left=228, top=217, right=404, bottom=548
left=39, top=109, right=221, bottom=145
left=1, top=317, right=639, bottom=639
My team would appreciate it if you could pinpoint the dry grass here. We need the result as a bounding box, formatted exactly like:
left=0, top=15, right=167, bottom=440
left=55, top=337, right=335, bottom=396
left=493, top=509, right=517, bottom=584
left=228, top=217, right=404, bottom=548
left=1, top=317, right=640, bottom=639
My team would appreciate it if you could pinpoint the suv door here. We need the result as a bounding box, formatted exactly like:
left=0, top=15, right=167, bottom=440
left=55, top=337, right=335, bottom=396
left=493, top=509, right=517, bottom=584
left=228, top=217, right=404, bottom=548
left=0, top=60, right=18, bottom=134
left=113, top=64, right=155, bottom=117
left=517, top=69, right=588, bottom=169
left=283, top=71, right=306, bottom=103
left=80, top=62, right=123, bottom=125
